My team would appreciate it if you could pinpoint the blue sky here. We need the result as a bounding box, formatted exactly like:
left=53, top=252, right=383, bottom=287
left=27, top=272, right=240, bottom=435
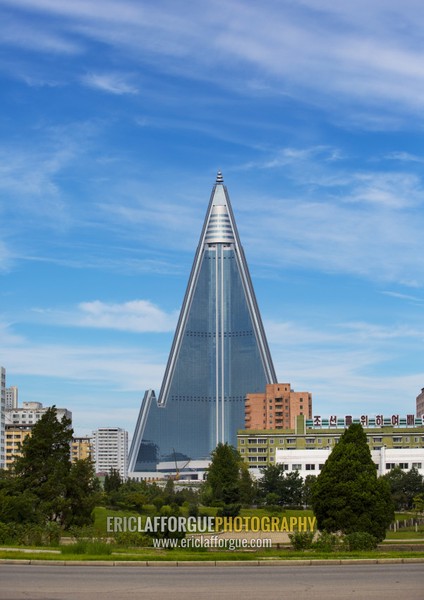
left=1, top=0, right=423, bottom=437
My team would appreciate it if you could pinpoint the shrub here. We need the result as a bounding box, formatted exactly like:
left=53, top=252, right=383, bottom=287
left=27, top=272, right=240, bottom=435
left=289, top=531, right=314, bottom=550
left=0, top=522, right=14, bottom=544
left=0, top=522, right=61, bottom=546
left=61, top=540, right=112, bottom=555
left=188, top=503, right=199, bottom=518
left=216, top=503, right=241, bottom=518
left=312, top=531, right=342, bottom=552
left=343, top=531, right=378, bottom=551
left=67, top=525, right=96, bottom=541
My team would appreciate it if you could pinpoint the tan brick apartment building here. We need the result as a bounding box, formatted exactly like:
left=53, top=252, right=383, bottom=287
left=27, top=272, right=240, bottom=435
left=245, top=383, right=312, bottom=430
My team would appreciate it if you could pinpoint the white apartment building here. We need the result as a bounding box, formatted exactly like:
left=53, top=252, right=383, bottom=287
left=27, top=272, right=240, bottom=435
left=5, top=402, right=72, bottom=427
left=275, top=447, right=424, bottom=479
left=0, top=367, right=5, bottom=469
left=92, top=427, right=128, bottom=480
left=5, top=386, right=18, bottom=409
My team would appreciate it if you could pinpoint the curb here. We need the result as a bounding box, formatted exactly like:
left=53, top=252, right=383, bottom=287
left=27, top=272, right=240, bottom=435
left=1, top=557, right=424, bottom=567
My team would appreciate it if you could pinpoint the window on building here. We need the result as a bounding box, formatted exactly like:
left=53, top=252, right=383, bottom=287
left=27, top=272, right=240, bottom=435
left=305, top=438, right=315, bottom=444
left=240, top=439, right=245, bottom=444
left=286, top=438, right=295, bottom=444
left=398, top=463, right=409, bottom=469
left=412, top=462, right=422, bottom=469
left=305, top=464, right=316, bottom=470
left=292, top=464, right=302, bottom=471
left=373, top=437, right=382, bottom=443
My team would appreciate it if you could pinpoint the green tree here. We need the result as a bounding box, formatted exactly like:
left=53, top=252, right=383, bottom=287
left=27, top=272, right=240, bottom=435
left=311, top=423, right=394, bottom=542
left=104, top=468, right=122, bottom=493
left=383, top=467, right=424, bottom=511
left=302, top=474, right=317, bottom=507
left=280, top=471, right=303, bottom=506
left=64, top=458, right=101, bottom=528
left=413, top=493, right=424, bottom=513
left=258, top=464, right=286, bottom=501
left=239, top=463, right=256, bottom=505
left=204, top=443, right=252, bottom=507
left=258, top=464, right=303, bottom=506
left=13, top=406, right=73, bottom=525
left=0, top=469, right=39, bottom=523
left=4, top=407, right=101, bottom=529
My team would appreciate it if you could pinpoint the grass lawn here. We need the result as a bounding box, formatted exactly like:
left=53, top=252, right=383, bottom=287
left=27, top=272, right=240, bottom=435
left=1, top=545, right=424, bottom=562
left=2, top=507, right=422, bottom=562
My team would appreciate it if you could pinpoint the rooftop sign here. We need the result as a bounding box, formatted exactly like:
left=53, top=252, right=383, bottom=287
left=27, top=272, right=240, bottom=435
left=306, top=414, right=424, bottom=429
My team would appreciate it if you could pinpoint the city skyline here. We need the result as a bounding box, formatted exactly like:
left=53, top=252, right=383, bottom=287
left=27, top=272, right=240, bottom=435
left=0, top=2, right=423, bottom=437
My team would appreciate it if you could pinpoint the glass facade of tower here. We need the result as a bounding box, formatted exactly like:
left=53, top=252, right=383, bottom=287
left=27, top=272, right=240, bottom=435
left=131, top=174, right=277, bottom=472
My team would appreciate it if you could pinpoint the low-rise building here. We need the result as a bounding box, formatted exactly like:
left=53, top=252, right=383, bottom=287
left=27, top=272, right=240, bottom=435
left=238, top=413, right=424, bottom=478
left=5, top=427, right=32, bottom=469
left=4, top=402, right=72, bottom=469
left=5, top=402, right=71, bottom=428
left=71, top=436, right=92, bottom=463
left=275, top=446, right=424, bottom=479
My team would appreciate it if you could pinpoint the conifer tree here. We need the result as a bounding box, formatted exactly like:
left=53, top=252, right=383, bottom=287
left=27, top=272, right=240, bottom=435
left=14, top=406, right=73, bottom=524
left=204, top=443, right=254, bottom=507
left=311, top=423, right=394, bottom=542
left=12, top=406, right=99, bottom=528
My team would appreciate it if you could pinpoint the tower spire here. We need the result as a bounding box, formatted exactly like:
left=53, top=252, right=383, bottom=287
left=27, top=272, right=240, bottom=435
left=216, top=171, right=224, bottom=184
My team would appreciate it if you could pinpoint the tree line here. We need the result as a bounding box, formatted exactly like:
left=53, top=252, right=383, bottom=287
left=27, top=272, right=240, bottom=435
left=1, top=410, right=423, bottom=546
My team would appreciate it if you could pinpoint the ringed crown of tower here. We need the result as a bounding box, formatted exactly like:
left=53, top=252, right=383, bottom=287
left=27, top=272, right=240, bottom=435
left=204, top=171, right=235, bottom=245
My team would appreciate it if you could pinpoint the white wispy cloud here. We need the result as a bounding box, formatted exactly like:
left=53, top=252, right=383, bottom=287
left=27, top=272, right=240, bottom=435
left=234, top=145, right=424, bottom=285
left=81, top=72, right=139, bottom=95
left=0, top=12, right=83, bottom=55
left=32, top=299, right=178, bottom=333
left=385, top=151, right=424, bottom=164
left=0, top=322, right=165, bottom=391
left=75, top=300, right=177, bottom=332
left=382, top=291, right=424, bottom=304
left=2, top=0, right=424, bottom=119
left=267, top=317, right=423, bottom=414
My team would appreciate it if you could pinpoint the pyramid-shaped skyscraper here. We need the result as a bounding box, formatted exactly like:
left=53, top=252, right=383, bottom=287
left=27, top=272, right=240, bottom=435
left=129, top=172, right=277, bottom=473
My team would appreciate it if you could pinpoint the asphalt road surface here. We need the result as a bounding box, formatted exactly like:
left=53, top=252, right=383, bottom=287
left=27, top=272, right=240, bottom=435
left=1, top=564, right=423, bottom=600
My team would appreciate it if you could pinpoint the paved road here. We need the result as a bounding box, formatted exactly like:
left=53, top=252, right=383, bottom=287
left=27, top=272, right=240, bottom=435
left=1, top=564, right=424, bottom=600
